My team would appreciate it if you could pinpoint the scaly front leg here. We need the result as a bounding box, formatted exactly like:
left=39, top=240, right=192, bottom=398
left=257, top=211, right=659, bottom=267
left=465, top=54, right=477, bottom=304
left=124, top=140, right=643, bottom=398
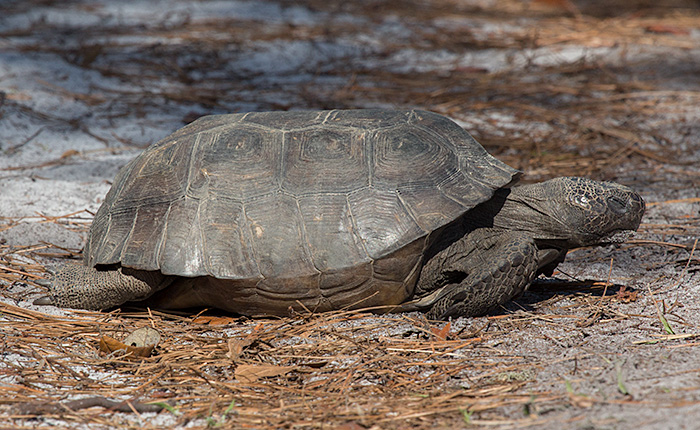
left=417, top=229, right=539, bottom=320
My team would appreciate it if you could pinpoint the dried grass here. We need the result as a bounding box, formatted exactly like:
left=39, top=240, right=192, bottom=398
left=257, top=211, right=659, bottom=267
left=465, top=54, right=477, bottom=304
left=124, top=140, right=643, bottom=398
left=0, top=278, right=558, bottom=428
left=1, top=219, right=695, bottom=428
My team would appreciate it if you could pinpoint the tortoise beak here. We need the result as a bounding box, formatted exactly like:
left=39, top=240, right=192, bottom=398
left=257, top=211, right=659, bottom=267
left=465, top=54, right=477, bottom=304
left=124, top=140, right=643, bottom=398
left=601, top=189, right=645, bottom=243
left=624, top=191, right=645, bottom=228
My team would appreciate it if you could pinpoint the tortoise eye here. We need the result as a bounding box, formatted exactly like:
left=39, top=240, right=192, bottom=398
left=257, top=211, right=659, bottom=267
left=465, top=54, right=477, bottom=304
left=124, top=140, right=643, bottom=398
left=572, top=194, right=589, bottom=208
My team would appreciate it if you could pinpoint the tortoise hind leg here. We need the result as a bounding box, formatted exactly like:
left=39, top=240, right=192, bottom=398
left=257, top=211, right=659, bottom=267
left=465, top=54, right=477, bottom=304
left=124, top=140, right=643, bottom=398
left=35, top=265, right=172, bottom=310
left=417, top=229, right=539, bottom=320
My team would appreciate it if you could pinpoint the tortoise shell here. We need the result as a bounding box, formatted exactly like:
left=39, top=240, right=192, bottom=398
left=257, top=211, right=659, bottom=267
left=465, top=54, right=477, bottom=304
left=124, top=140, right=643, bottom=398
left=84, top=109, right=519, bottom=313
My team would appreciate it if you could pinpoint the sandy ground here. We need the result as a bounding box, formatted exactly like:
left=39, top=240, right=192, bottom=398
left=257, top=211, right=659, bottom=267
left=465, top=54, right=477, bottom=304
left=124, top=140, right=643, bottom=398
left=1, top=0, right=700, bottom=429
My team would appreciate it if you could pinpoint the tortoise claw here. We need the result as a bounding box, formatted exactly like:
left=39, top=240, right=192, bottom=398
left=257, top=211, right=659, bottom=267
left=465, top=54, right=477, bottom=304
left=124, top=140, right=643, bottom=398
left=35, top=278, right=52, bottom=287
left=33, top=296, right=54, bottom=306
left=34, top=278, right=55, bottom=306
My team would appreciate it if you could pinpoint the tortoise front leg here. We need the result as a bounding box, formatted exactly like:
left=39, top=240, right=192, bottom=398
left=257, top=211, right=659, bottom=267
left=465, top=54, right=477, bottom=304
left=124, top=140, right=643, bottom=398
left=35, top=265, right=172, bottom=310
left=416, top=229, right=540, bottom=320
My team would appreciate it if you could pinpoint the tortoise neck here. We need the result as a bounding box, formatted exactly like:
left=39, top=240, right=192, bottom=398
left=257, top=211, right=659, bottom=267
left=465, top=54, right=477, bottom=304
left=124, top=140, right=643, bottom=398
left=466, top=185, right=572, bottom=247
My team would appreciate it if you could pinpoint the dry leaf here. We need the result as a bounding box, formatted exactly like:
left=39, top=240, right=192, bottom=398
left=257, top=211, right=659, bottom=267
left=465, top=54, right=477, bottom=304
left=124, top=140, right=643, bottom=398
left=616, top=286, right=638, bottom=303
left=60, top=149, right=80, bottom=159
left=99, top=335, right=154, bottom=358
left=99, top=327, right=160, bottom=358
left=227, top=337, right=254, bottom=362
left=431, top=322, right=451, bottom=341
left=235, top=364, right=295, bottom=383
left=227, top=323, right=264, bottom=362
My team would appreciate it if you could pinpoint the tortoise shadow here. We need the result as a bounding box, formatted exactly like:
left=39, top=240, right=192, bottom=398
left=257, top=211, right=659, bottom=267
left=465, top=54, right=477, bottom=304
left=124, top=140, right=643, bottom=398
left=494, top=277, right=635, bottom=316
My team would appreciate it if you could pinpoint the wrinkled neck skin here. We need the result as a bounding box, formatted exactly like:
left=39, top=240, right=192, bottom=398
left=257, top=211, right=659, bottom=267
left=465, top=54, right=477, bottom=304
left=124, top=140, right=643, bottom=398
left=466, top=184, right=582, bottom=251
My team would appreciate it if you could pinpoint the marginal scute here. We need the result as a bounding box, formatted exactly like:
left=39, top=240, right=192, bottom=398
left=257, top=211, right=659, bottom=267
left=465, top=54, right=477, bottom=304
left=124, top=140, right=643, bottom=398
left=439, top=171, right=496, bottom=209
left=372, top=238, right=424, bottom=284
left=319, top=263, right=373, bottom=298
left=94, top=206, right=137, bottom=266
left=158, top=197, right=207, bottom=277
left=120, top=202, right=170, bottom=271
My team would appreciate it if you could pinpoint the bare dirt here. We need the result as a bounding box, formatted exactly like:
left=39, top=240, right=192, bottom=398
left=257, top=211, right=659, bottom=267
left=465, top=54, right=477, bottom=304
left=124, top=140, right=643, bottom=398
left=1, top=0, right=699, bottom=429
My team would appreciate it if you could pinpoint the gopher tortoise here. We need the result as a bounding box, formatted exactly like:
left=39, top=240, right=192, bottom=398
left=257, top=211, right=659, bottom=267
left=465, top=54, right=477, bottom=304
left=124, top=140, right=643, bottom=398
left=36, top=109, right=644, bottom=319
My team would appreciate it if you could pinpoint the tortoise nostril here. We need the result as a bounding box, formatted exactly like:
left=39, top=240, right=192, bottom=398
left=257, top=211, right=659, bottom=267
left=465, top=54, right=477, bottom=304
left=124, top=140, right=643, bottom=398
left=608, top=195, right=628, bottom=214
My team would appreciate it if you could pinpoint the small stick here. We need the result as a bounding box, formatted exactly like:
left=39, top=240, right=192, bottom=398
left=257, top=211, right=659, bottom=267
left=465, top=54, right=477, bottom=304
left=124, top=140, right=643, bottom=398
left=16, top=396, right=166, bottom=415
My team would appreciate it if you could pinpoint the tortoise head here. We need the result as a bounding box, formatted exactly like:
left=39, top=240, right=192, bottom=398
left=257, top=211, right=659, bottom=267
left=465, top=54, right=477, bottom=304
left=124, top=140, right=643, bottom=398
left=502, top=177, right=645, bottom=248
left=540, top=177, right=645, bottom=247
